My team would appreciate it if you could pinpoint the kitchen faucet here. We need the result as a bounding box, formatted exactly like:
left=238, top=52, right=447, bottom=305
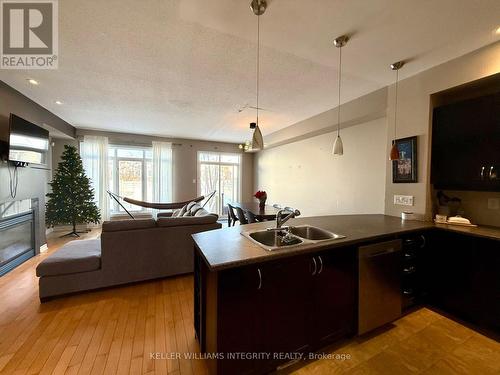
left=274, top=208, right=301, bottom=229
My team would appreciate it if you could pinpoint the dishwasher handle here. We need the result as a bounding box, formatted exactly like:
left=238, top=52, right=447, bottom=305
left=364, top=248, right=398, bottom=258
left=358, top=239, right=402, bottom=258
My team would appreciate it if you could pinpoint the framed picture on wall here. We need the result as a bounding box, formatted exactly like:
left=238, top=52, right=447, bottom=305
left=392, top=136, right=418, bottom=183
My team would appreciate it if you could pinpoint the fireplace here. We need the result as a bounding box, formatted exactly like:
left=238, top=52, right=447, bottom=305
left=0, top=199, right=36, bottom=276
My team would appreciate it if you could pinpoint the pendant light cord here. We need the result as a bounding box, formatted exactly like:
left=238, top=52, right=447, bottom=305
left=394, top=69, right=399, bottom=140
left=337, top=45, right=342, bottom=137
left=256, top=14, right=260, bottom=127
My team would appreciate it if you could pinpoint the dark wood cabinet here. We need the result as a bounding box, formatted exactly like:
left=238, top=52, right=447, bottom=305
left=470, top=237, right=500, bottom=333
left=195, top=227, right=499, bottom=375
left=217, top=266, right=260, bottom=375
left=259, top=257, right=312, bottom=364
left=401, top=233, right=427, bottom=310
left=310, top=249, right=356, bottom=346
left=197, top=248, right=357, bottom=375
left=422, top=230, right=500, bottom=335
left=431, top=93, right=500, bottom=191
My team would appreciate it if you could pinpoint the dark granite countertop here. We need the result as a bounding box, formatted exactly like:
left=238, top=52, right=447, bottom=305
left=434, top=223, right=500, bottom=242
left=192, top=214, right=500, bottom=271
left=192, top=214, right=436, bottom=271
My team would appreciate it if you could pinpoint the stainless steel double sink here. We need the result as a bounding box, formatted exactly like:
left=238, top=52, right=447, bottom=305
left=242, top=225, right=346, bottom=251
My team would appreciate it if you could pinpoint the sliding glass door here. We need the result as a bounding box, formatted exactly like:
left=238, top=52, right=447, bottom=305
left=198, top=152, right=241, bottom=216
left=108, top=146, right=153, bottom=214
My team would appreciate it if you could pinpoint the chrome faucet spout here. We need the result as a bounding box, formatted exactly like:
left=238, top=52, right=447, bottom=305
left=276, top=208, right=301, bottom=229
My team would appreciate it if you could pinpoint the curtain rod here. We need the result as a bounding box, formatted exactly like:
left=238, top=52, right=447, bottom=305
left=77, top=136, right=182, bottom=148
left=110, top=142, right=183, bottom=147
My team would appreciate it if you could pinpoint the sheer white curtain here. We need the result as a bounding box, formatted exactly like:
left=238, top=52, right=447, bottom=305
left=81, top=135, right=110, bottom=222
left=152, top=141, right=173, bottom=216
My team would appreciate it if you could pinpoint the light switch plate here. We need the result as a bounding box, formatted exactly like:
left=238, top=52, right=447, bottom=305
left=394, top=195, right=414, bottom=206
left=488, top=198, right=499, bottom=210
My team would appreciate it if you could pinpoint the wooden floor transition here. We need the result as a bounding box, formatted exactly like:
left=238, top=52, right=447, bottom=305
left=0, top=230, right=498, bottom=375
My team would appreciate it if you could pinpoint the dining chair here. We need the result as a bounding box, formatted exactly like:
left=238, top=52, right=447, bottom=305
left=246, top=211, right=257, bottom=223
left=235, top=207, right=249, bottom=225
left=227, top=204, right=239, bottom=227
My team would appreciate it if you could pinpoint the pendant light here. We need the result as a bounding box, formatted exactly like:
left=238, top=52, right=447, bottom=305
left=249, top=0, right=266, bottom=151
left=389, top=61, right=404, bottom=160
left=332, top=35, right=348, bottom=155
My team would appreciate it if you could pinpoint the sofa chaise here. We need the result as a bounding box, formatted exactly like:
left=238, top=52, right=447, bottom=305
left=36, top=203, right=220, bottom=300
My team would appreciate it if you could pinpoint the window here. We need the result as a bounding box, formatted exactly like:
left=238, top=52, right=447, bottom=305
left=108, top=145, right=153, bottom=214
left=198, top=151, right=241, bottom=216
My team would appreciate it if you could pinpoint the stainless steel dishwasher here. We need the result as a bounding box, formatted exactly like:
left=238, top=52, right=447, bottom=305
left=358, top=239, right=402, bottom=335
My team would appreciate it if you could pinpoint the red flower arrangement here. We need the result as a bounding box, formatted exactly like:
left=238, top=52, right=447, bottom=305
left=254, top=190, right=267, bottom=200
left=254, top=190, right=267, bottom=209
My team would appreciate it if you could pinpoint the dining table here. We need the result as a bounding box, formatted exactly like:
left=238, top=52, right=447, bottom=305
left=229, top=201, right=281, bottom=221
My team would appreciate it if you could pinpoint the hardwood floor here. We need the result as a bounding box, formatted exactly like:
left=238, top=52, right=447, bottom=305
left=0, top=231, right=498, bottom=374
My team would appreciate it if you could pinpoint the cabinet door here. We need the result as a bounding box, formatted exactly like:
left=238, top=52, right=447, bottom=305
left=427, top=231, right=477, bottom=317
left=218, top=266, right=261, bottom=375
left=424, top=231, right=478, bottom=318
left=483, top=93, right=500, bottom=191
left=424, top=231, right=500, bottom=335
left=403, top=233, right=426, bottom=309
left=472, top=238, right=500, bottom=333
left=259, top=256, right=312, bottom=369
left=432, top=95, right=499, bottom=191
left=310, top=248, right=356, bottom=346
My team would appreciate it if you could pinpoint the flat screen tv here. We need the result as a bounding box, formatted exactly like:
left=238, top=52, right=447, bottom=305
left=6, top=114, right=49, bottom=165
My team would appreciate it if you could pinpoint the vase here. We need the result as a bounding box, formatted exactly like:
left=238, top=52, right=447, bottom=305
left=259, top=199, right=266, bottom=209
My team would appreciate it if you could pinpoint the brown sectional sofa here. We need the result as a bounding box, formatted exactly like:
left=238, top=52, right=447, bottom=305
left=36, top=205, right=220, bottom=300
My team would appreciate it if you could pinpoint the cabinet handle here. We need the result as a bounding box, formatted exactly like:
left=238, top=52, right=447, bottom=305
left=420, top=235, right=426, bottom=249
left=403, top=266, right=416, bottom=274
left=489, top=166, right=495, bottom=180
left=481, top=166, right=485, bottom=180
left=311, top=257, right=317, bottom=276
left=257, top=268, right=262, bottom=290
left=317, top=256, right=323, bottom=275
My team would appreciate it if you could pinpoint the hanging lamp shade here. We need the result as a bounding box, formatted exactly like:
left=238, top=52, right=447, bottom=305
left=390, top=141, right=399, bottom=160
left=332, top=35, right=348, bottom=155
left=248, top=0, right=266, bottom=152
left=250, top=122, right=264, bottom=151
left=333, top=135, right=344, bottom=155
left=389, top=61, right=404, bottom=161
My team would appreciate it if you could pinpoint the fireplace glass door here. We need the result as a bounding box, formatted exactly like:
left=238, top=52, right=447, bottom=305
left=0, top=213, right=34, bottom=275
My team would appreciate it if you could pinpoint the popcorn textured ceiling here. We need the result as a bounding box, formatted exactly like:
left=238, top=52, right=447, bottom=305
left=1, top=0, right=499, bottom=142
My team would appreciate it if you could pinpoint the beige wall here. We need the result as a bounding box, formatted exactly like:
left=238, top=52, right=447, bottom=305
left=53, top=130, right=254, bottom=206
left=255, top=118, right=387, bottom=217
left=436, top=190, right=500, bottom=227
left=384, top=42, right=500, bottom=220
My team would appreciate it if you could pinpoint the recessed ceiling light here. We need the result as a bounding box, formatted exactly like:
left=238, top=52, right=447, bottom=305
left=27, top=78, right=39, bottom=85
left=55, top=100, right=63, bottom=105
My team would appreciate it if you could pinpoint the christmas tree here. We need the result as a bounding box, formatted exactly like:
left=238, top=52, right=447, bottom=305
left=46, top=145, right=101, bottom=237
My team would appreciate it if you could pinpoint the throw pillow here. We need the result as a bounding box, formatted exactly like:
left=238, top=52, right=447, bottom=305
left=186, top=201, right=197, bottom=211
left=177, top=204, right=188, bottom=217
left=194, top=208, right=208, bottom=217
left=190, top=204, right=203, bottom=216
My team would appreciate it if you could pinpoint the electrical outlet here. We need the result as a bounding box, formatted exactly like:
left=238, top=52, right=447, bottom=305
left=488, top=198, right=499, bottom=210
left=394, top=195, right=414, bottom=206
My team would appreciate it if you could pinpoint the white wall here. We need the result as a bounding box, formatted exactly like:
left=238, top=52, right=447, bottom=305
left=255, top=118, right=387, bottom=217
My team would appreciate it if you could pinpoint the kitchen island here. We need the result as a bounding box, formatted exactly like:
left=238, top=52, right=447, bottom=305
left=192, top=214, right=500, bottom=375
